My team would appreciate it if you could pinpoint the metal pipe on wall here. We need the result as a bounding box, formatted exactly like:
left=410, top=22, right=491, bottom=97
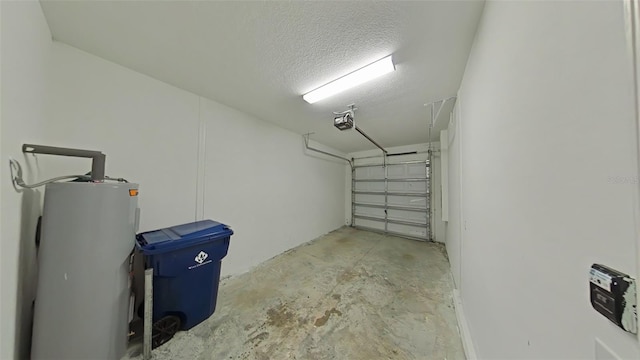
left=303, top=134, right=353, bottom=168
left=623, top=1, right=640, bottom=343
left=424, top=96, right=457, bottom=242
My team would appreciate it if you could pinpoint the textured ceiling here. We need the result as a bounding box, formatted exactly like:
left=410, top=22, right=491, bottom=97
left=40, top=0, right=484, bottom=153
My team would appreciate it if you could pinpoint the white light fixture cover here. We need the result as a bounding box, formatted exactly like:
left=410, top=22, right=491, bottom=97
left=302, top=55, right=395, bottom=104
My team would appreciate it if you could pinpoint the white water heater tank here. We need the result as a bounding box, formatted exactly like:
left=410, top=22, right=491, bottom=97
left=31, top=182, right=139, bottom=359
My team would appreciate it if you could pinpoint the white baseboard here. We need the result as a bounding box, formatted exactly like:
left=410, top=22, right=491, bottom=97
left=453, top=289, right=478, bottom=360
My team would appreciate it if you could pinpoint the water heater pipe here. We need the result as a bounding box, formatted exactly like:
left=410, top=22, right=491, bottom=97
left=23, top=144, right=106, bottom=181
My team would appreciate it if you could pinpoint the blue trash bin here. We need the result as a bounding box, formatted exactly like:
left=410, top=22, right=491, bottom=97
left=136, top=220, right=233, bottom=330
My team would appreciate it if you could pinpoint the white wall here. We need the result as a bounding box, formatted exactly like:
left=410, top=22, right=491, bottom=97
left=347, top=143, right=446, bottom=243
left=1, top=3, right=345, bottom=357
left=201, top=100, right=346, bottom=275
left=449, top=1, right=640, bottom=358
left=43, top=42, right=202, bottom=233
left=0, top=2, right=51, bottom=358
left=42, top=43, right=345, bottom=277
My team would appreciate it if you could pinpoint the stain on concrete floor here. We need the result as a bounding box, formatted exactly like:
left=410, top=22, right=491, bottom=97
left=123, top=227, right=465, bottom=360
left=313, top=308, right=342, bottom=327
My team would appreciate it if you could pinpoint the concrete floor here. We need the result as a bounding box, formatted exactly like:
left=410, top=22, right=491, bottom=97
left=125, top=227, right=464, bottom=360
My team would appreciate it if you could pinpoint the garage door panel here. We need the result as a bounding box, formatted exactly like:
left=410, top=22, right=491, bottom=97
left=355, top=167, right=384, bottom=179
left=354, top=218, right=385, bottom=231
left=387, top=223, right=428, bottom=238
left=386, top=166, right=406, bottom=178
left=387, top=209, right=427, bottom=223
left=387, top=181, right=426, bottom=192
left=355, top=206, right=385, bottom=218
left=387, top=195, right=427, bottom=207
left=387, top=164, right=426, bottom=178
left=354, top=182, right=385, bottom=192
left=352, top=158, right=430, bottom=241
left=354, top=193, right=385, bottom=205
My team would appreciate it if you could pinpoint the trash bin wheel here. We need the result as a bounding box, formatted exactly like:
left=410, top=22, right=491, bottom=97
left=152, top=315, right=181, bottom=349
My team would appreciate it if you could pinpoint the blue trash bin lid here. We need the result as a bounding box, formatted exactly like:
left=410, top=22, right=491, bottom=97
left=137, top=219, right=233, bottom=254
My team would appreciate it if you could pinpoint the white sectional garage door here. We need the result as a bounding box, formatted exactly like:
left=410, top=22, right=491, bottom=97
left=352, top=155, right=430, bottom=241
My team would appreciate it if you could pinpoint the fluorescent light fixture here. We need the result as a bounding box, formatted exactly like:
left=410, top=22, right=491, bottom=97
left=302, top=55, right=395, bottom=104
